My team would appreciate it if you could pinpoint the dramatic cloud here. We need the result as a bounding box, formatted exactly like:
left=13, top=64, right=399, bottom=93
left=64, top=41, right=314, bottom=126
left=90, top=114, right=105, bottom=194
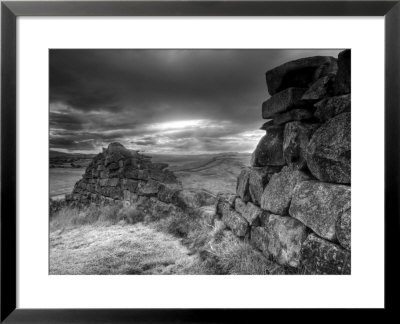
left=50, top=49, right=341, bottom=154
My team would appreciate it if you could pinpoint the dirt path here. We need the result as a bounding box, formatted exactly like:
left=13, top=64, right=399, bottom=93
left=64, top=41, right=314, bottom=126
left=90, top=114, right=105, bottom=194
left=50, top=223, right=205, bottom=275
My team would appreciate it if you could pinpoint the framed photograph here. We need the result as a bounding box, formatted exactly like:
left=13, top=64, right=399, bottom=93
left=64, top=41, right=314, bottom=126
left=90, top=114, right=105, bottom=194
left=1, top=0, right=399, bottom=321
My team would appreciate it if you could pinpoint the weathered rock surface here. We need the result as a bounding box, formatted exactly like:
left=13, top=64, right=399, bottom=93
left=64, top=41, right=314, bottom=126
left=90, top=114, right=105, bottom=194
left=262, top=87, right=308, bottom=119
left=235, top=198, right=262, bottom=226
left=306, top=112, right=351, bottom=184
left=221, top=208, right=249, bottom=237
left=137, top=179, right=161, bottom=197
left=234, top=197, right=247, bottom=215
left=289, top=181, right=351, bottom=241
left=336, top=208, right=351, bottom=250
left=157, top=183, right=181, bottom=204
left=333, top=49, right=351, bottom=95
left=216, top=193, right=236, bottom=220
left=301, top=234, right=351, bottom=274
left=283, top=121, right=320, bottom=169
left=265, top=56, right=337, bottom=95
left=273, top=108, right=314, bottom=126
left=236, top=168, right=251, bottom=202
left=248, top=166, right=281, bottom=205
left=260, top=166, right=310, bottom=215
left=301, top=75, right=334, bottom=101
left=241, top=202, right=262, bottom=226
left=314, top=94, right=351, bottom=122
left=251, top=126, right=285, bottom=167
left=266, top=215, right=308, bottom=267
left=251, top=226, right=270, bottom=256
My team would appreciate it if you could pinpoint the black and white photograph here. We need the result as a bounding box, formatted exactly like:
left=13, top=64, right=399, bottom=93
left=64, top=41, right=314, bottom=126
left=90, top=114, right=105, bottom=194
left=49, top=49, right=351, bottom=275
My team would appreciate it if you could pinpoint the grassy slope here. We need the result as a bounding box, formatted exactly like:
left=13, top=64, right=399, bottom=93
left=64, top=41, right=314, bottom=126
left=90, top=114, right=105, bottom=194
left=50, top=223, right=206, bottom=275
left=49, top=203, right=283, bottom=275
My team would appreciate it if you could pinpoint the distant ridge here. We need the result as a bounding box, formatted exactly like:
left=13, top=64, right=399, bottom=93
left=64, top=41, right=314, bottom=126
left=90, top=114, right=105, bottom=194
left=50, top=150, right=96, bottom=159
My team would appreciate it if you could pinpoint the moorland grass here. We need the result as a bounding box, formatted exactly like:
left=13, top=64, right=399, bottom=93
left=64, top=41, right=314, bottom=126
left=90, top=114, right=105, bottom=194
left=50, top=202, right=285, bottom=275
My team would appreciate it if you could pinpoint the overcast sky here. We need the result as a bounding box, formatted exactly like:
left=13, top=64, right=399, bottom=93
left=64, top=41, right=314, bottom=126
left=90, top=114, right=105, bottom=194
left=50, top=49, right=341, bottom=154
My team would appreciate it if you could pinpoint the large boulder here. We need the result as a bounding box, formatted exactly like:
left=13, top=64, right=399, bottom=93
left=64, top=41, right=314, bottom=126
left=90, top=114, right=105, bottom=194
left=221, top=207, right=249, bottom=237
left=283, top=121, right=320, bottom=170
left=301, top=234, right=351, bottom=274
left=314, top=94, right=351, bottom=122
left=262, top=87, right=307, bottom=118
left=265, top=56, right=338, bottom=95
left=266, top=214, right=308, bottom=268
left=306, top=112, right=351, bottom=184
left=333, top=49, right=351, bottom=95
left=251, top=126, right=285, bottom=167
left=248, top=166, right=281, bottom=205
left=301, top=75, right=335, bottom=101
left=336, top=208, right=351, bottom=250
left=272, top=108, right=314, bottom=126
left=260, top=166, right=310, bottom=215
left=289, top=181, right=351, bottom=241
left=236, top=168, right=251, bottom=202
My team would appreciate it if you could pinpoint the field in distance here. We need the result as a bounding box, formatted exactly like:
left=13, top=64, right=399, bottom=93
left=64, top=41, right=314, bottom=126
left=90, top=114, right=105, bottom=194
left=152, top=152, right=251, bottom=195
left=49, top=152, right=251, bottom=199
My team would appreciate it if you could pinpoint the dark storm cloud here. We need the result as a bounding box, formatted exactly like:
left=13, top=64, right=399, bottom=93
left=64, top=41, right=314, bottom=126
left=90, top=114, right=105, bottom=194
left=50, top=49, right=341, bottom=153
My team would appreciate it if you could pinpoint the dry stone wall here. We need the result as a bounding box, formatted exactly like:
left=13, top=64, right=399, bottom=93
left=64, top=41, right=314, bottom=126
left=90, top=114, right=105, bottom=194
left=216, top=50, right=351, bottom=274
left=67, top=142, right=217, bottom=224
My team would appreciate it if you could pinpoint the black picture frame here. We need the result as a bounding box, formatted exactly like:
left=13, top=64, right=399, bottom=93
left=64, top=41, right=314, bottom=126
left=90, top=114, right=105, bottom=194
left=1, top=0, right=399, bottom=322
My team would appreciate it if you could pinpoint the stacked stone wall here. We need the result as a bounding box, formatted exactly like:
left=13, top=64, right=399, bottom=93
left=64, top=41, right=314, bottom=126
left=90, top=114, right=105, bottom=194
left=215, top=50, right=351, bottom=274
left=67, top=142, right=217, bottom=226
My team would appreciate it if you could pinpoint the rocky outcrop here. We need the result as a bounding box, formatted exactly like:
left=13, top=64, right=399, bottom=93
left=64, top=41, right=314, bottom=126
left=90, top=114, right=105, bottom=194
left=217, top=50, right=351, bottom=273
